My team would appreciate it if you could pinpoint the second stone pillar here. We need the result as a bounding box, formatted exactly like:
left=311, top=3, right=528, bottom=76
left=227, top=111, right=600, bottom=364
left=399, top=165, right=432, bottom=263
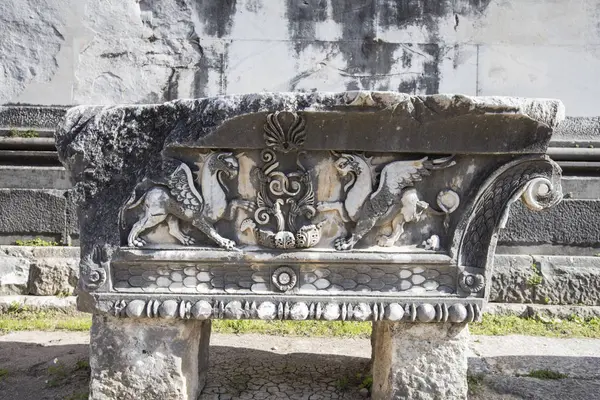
left=371, top=321, right=469, bottom=400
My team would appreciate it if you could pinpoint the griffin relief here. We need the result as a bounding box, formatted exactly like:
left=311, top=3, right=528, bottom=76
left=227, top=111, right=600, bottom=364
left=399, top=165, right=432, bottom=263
left=121, top=152, right=254, bottom=250
left=318, top=153, right=456, bottom=251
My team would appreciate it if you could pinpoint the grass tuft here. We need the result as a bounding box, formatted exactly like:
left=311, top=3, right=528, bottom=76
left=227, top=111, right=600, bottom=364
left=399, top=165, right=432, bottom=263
left=8, top=128, right=39, bottom=138
left=0, top=368, right=9, bottom=381
left=0, top=310, right=91, bottom=333
left=212, top=319, right=371, bottom=338
left=523, top=369, right=567, bottom=380
left=15, top=238, right=58, bottom=246
left=0, top=310, right=599, bottom=339
left=469, top=314, right=600, bottom=338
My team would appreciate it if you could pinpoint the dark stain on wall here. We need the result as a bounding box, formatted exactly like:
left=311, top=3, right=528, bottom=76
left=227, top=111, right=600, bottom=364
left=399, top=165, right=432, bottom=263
left=286, top=0, right=329, bottom=41
left=378, top=0, right=492, bottom=32
left=191, top=0, right=238, bottom=38
left=283, top=0, right=457, bottom=94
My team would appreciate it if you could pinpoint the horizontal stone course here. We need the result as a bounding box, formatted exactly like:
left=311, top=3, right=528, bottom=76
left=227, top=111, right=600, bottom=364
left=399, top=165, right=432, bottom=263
left=1, top=246, right=598, bottom=309
left=499, top=199, right=600, bottom=247
left=0, top=189, right=78, bottom=245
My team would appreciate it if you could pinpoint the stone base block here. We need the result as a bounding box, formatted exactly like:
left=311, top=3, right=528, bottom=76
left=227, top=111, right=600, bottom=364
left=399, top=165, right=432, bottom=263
left=371, top=322, right=469, bottom=400
left=89, top=314, right=211, bottom=400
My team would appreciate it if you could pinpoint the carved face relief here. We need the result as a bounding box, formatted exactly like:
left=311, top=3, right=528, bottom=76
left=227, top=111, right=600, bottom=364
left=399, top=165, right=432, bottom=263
left=212, top=152, right=239, bottom=179
left=335, top=154, right=361, bottom=176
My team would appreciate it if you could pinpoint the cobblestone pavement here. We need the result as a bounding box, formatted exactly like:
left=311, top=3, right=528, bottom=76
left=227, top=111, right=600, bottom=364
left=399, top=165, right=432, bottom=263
left=1, top=332, right=600, bottom=399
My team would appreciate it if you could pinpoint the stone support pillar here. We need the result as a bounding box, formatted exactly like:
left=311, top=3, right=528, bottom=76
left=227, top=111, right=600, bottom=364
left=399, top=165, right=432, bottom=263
left=89, top=314, right=211, bottom=400
left=371, top=321, right=469, bottom=400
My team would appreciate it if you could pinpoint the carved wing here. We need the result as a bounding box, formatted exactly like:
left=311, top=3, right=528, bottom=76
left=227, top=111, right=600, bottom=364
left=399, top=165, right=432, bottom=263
left=371, top=157, right=430, bottom=199
left=367, top=156, right=455, bottom=216
left=168, top=163, right=204, bottom=213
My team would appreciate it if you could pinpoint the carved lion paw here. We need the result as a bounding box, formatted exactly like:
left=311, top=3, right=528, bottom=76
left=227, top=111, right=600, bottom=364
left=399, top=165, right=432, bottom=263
left=334, top=237, right=353, bottom=251
left=240, top=200, right=257, bottom=213
left=180, top=235, right=195, bottom=245
left=219, top=238, right=237, bottom=250
left=132, top=238, right=146, bottom=247
left=376, top=235, right=395, bottom=247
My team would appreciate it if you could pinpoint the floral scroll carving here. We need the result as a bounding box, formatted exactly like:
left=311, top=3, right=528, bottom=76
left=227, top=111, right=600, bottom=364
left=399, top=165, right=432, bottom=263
left=241, top=111, right=324, bottom=249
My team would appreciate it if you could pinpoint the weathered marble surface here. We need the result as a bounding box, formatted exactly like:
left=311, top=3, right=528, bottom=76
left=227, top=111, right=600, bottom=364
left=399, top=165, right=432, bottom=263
left=56, top=92, right=563, bottom=319
left=371, top=322, right=469, bottom=400
left=2, top=0, right=600, bottom=117
left=57, top=91, right=563, bottom=400
left=89, top=314, right=210, bottom=400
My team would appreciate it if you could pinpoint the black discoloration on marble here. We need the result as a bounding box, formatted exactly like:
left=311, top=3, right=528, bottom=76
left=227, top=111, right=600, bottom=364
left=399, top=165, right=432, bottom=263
left=191, top=0, right=238, bottom=38
left=163, top=69, right=180, bottom=101
left=378, top=0, right=492, bottom=31
left=282, top=0, right=453, bottom=94
left=286, top=0, right=328, bottom=40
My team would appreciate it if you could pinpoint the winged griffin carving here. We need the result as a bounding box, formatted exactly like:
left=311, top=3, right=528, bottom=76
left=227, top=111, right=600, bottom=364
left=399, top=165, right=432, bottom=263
left=318, top=153, right=456, bottom=251
left=121, top=152, right=254, bottom=249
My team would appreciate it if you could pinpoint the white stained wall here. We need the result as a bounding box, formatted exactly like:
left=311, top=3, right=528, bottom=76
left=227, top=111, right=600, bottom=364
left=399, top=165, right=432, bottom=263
left=1, top=0, right=599, bottom=116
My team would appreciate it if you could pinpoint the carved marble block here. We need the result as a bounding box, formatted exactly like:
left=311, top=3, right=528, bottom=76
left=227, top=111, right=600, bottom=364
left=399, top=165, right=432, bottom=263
left=57, top=92, right=563, bottom=323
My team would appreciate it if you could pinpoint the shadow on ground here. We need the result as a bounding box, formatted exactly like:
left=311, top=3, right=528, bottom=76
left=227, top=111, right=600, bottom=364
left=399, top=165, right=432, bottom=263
left=469, top=355, right=600, bottom=400
left=201, top=345, right=370, bottom=400
left=0, top=341, right=90, bottom=400
left=2, top=338, right=600, bottom=400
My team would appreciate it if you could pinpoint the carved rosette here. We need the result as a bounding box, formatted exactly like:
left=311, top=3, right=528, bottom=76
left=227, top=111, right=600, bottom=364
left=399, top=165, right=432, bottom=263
left=272, top=266, right=297, bottom=292
left=458, top=271, right=485, bottom=295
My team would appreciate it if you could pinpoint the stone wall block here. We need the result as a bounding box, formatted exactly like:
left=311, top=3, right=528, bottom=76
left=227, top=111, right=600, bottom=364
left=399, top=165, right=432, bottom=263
left=27, top=257, right=79, bottom=296
left=0, top=256, right=30, bottom=295
left=500, top=200, right=600, bottom=247
left=371, top=322, right=469, bottom=400
left=491, top=255, right=600, bottom=306
left=89, top=314, right=211, bottom=400
left=0, top=189, right=70, bottom=244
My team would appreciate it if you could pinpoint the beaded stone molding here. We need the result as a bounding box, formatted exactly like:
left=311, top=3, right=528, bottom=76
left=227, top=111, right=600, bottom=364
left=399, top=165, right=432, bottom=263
left=99, top=297, right=482, bottom=323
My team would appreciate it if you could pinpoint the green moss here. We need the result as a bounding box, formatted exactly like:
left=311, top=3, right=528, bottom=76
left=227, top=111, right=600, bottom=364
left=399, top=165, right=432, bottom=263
left=523, top=369, right=567, bottom=380
left=8, top=128, right=39, bottom=138
left=0, top=368, right=9, bottom=381
left=15, top=238, right=58, bottom=246
left=470, top=314, right=600, bottom=338
left=467, top=373, right=485, bottom=395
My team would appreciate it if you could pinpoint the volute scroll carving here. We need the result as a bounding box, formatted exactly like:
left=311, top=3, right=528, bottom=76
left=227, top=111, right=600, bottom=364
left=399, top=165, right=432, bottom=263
left=453, top=155, right=563, bottom=272
left=80, top=245, right=111, bottom=291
